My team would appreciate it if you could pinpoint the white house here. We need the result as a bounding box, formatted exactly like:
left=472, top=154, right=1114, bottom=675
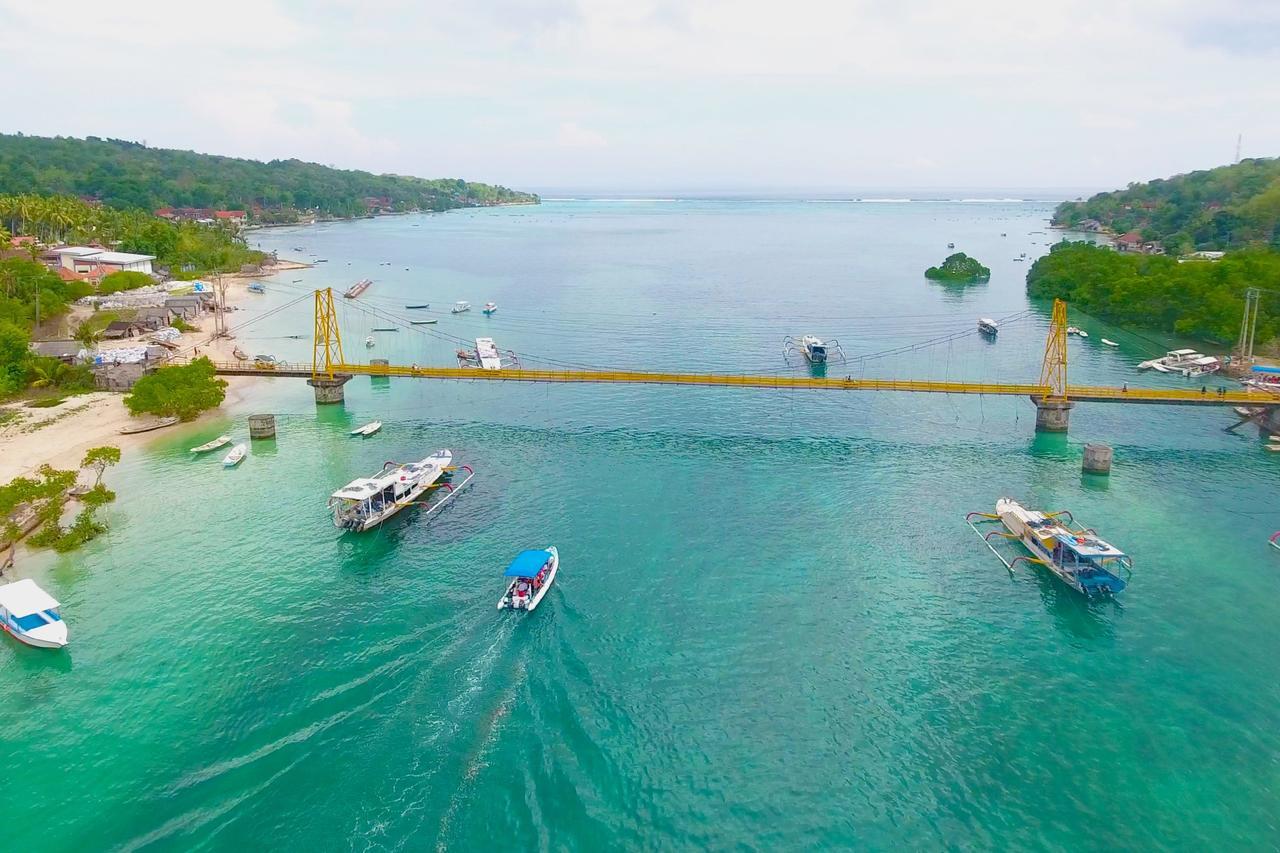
left=50, top=246, right=155, bottom=276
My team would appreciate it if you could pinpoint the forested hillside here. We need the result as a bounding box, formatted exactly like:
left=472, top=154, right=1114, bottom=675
left=1026, top=241, right=1280, bottom=345
left=1053, top=158, right=1280, bottom=253
left=0, top=134, right=537, bottom=219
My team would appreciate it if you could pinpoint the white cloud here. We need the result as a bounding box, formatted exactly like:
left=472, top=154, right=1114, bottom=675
left=555, top=122, right=607, bottom=149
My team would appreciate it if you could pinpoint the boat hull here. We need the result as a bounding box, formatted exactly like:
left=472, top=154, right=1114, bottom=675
left=1, top=619, right=67, bottom=649
left=996, top=499, right=1126, bottom=597
left=499, top=547, right=559, bottom=611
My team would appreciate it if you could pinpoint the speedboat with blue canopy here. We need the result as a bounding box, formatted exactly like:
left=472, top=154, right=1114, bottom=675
left=498, top=546, right=559, bottom=612
left=967, top=499, right=1131, bottom=597
left=0, top=578, right=68, bottom=648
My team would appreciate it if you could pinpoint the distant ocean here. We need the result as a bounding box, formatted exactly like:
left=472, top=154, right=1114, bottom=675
left=7, top=197, right=1278, bottom=849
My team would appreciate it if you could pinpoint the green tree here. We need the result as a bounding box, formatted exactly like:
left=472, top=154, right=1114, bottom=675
left=81, top=445, right=121, bottom=487
left=98, top=270, right=153, bottom=294
left=124, top=357, right=227, bottom=421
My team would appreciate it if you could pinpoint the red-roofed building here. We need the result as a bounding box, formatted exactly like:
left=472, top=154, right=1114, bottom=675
left=155, top=207, right=176, bottom=219
left=1114, top=231, right=1164, bottom=255
left=215, top=210, right=247, bottom=223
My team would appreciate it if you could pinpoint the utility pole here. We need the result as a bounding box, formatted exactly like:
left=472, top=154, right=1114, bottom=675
left=214, top=274, right=228, bottom=338
left=1235, top=133, right=1243, bottom=164
left=1236, top=287, right=1260, bottom=370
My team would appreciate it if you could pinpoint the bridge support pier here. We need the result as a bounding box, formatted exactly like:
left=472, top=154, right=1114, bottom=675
left=1034, top=398, right=1073, bottom=432
left=307, top=375, right=352, bottom=405
left=1265, top=408, right=1280, bottom=434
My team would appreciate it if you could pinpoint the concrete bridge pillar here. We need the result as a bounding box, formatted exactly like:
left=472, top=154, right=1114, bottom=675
left=1033, top=398, right=1073, bottom=433
left=1264, top=408, right=1280, bottom=434
left=307, top=375, right=352, bottom=405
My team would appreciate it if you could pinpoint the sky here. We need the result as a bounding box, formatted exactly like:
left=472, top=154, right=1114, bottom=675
left=2, top=0, right=1279, bottom=193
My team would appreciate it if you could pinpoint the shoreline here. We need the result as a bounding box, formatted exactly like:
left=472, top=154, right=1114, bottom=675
left=243, top=199, right=539, bottom=232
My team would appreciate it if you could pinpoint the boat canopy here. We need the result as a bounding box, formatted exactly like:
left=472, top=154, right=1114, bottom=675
left=1053, top=532, right=1126, bottom=559
left=1252, top=365, right=1280, bottom=374
left=505, top=549, right=552, bottom=577
left=1168, top=348, right=1198, bottom=356
left=331, top=476, right=396, bottom=501
left=1189, top=356, right=1219, bottom=366
left=0, top=579, right=60, bottom=617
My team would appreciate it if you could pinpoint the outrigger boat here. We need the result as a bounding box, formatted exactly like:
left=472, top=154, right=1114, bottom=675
left=458, top=337, right=520, bottom=370
left=1138, top=348, right=1199, bottom=372
left=783, top=335, right=846, bottom=365
left=327, top=451, right=474, bottom=532
left=343, top=279, right=372, bottom=299
left=1271, top=532, right=1280, bottom=551
left=350, top=421, right=382, bottom=437
left=411, top=319, right=439, bottom=325
left=1100, top=338, right=1119, bottom=347
left=451, top=300, right=471, bottom=314
left=1180, top=355, right=1221, bottom=377
left=405, top=304, right=430, bottom=309
left=191, top=434, right=231, bottom=454
left=498, top=547, right=559, bottom=612
left=0, top=579, right=67, bottom=648
left=967, top=498, right=1131, bottom=597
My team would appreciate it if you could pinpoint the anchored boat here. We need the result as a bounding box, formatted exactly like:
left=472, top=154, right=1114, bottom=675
left=350, top=421, right=382, bottom=437
left=498, top=547, right=559, bottom=612
left=967, top=498, right=1131, bottom=597
left=1180, top=355, right=1221, bottom=377
left=222, top=444, right=247, bottom=467
left=978, top=318, right=999, bottom=336
left=783, top=335, right=846, bottom=365
left=452, top=300, right=471, bottom=314
left=0, top=579, right=67, bottom=648
left=1138, top=348, right=1199, bottom=372
left=1271, top=532, right=1280, bottom=551
left=328, top=451, right=474, bottom=532
left=191, top=435, right=231, bottom=454
left=247, top=282, right=266, bottom=294
left=344, top=279, right=372, bottom=299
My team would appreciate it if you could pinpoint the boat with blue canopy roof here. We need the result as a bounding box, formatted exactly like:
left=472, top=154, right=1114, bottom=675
left=967, top=498, right=1131, bottom=597
left=498, top=546, right=559, bottom=611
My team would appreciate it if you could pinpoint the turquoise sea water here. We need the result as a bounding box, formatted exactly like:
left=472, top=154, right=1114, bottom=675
left=5, top=200, right=1280, bottom=850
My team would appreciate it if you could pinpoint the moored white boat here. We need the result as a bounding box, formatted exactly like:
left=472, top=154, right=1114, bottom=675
left=978, top=318, right=999, bottom=336
left=452, top=301, right=471, bottom=313
left=328, top=450, right=472, bottom=532
left=350, top=420, right=382, bottom=437
left=977, top=498, right=1130, bottom=597
left=482, top=301, right=498, bottom=315
left=222, top=444, right=247, bottom=467
left=1180, top=355, right=1221, bottom=377
left=365, top=335, right=375, bottom=348
left=191, top=435, right=231, bottom=453
left=1138, top=348, right=1199, bottom=371
left=0, top=579, right=67, bottom=648
left=498, top=547, right=559, bottom=611
left=1100, top=338, right=1119, bottom=347
left=475, top=337, right=503, bottom=370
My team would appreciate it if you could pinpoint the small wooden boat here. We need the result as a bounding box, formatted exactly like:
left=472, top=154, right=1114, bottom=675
left=191, top=435, right=231, bottom=454
left=405, top=304, right=430, bottom=309
left=1266, top=444, right=1280, bottom=453
left=222, top=444, right=247, bottom=467
left=247, top=282, right=266, bottom=294
left=410, top=320, right=439, bottom=325
left=1101, top=338, right=1119, bottom=347
left=350, top=421, right=382, bottom=437
left=0, top=579, right=67, bottom=648
left=119, top=416, right=179, bottom=435
left=233, top=347, right=249, bottom=361
left=498, top=547, right=559, bottom=612
left=1270, top=531, right=1280, bottom=551
left=371, top=327, right=398, bottom=332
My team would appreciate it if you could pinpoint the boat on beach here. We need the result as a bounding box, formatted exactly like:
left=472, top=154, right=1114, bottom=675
left=190, top=435, right=231, bottom=454
left=222, top=444, right=247, bottom=467
left=978, top=318, right=999, bottom=336
left=350, top=421, right=382, bottom=437
left=498, top=547, right=559, bottom=612
left=343, top=279, right=372, bottom=299
left=452, top=301, right=471, bottom=313
left=0, top=579, right=68, bottom=648
left=327, top=450, right=474, bottom=532
left=968, top=498, right=1131, bottom=597
left=119, top=416, right=179, bottom=434
left=247, top=282, right=266, bottom=294
left=482, top=302, right=498, bottom=315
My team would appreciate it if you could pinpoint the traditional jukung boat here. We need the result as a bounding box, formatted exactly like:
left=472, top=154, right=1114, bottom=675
left=222, top=444, right=247, bottom=467
left=233, top=347, right=249, bottom=361
left=327, top=451, right=474, bottom=532
left=1101, top=338, right=1119, bottom=347
left=0, top=579, right=67, bottom=648
left=119, top=416, right=179, bottom=434
left=783, top=335, right=845, bottom=365
left=451, top=301, right=471, bottom=313
left=1270, top=532, right=1280, bottom=551
left=967, top=498, right=1131, bottom=597
left=405, top=304, right=430, bottom=309
left=498, top=547, right=559, bottom=612
left=350, top=421, right=382, bottom=437
left=410, top=319, right=439, bottom=325
left=191, top=435, right=231, bottom=453
left=343, top=279, right=372, bottom=299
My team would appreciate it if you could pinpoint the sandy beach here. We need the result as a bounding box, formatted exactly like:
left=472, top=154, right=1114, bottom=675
left=0, top=259, right=308, bottom=483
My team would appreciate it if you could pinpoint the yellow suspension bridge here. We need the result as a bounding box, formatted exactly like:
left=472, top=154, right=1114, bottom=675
left=195, top=289, right=1280, bottom=433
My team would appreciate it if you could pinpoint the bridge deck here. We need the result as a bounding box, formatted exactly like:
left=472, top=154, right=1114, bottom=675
left=200, top=361, right=1280, bottom=407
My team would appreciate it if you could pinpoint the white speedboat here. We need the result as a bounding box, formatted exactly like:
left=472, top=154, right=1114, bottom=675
left=1101, top=338, right=1119, bottom=347
left=223, top=444, right=247, bottom=467
left=498, top=547, right=559, bottom=612
left=190, top=435, right=231, bottom=454
left=0, top=579, right=68, bottom=648
left=1066, top=326, right=1081, bottom=336
left=350, top=420, right=382, bottom=437
left=328, top=450, right=472, bottom=532
left=1138, top=348, right=1199, bottom=371
left=451, top=301, right=471, bottom=314
left=978, top=318, right=999, bottom=336
left=482, top=302, right=498, bottom=315
left=364, top=336, right=375, bottom=348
